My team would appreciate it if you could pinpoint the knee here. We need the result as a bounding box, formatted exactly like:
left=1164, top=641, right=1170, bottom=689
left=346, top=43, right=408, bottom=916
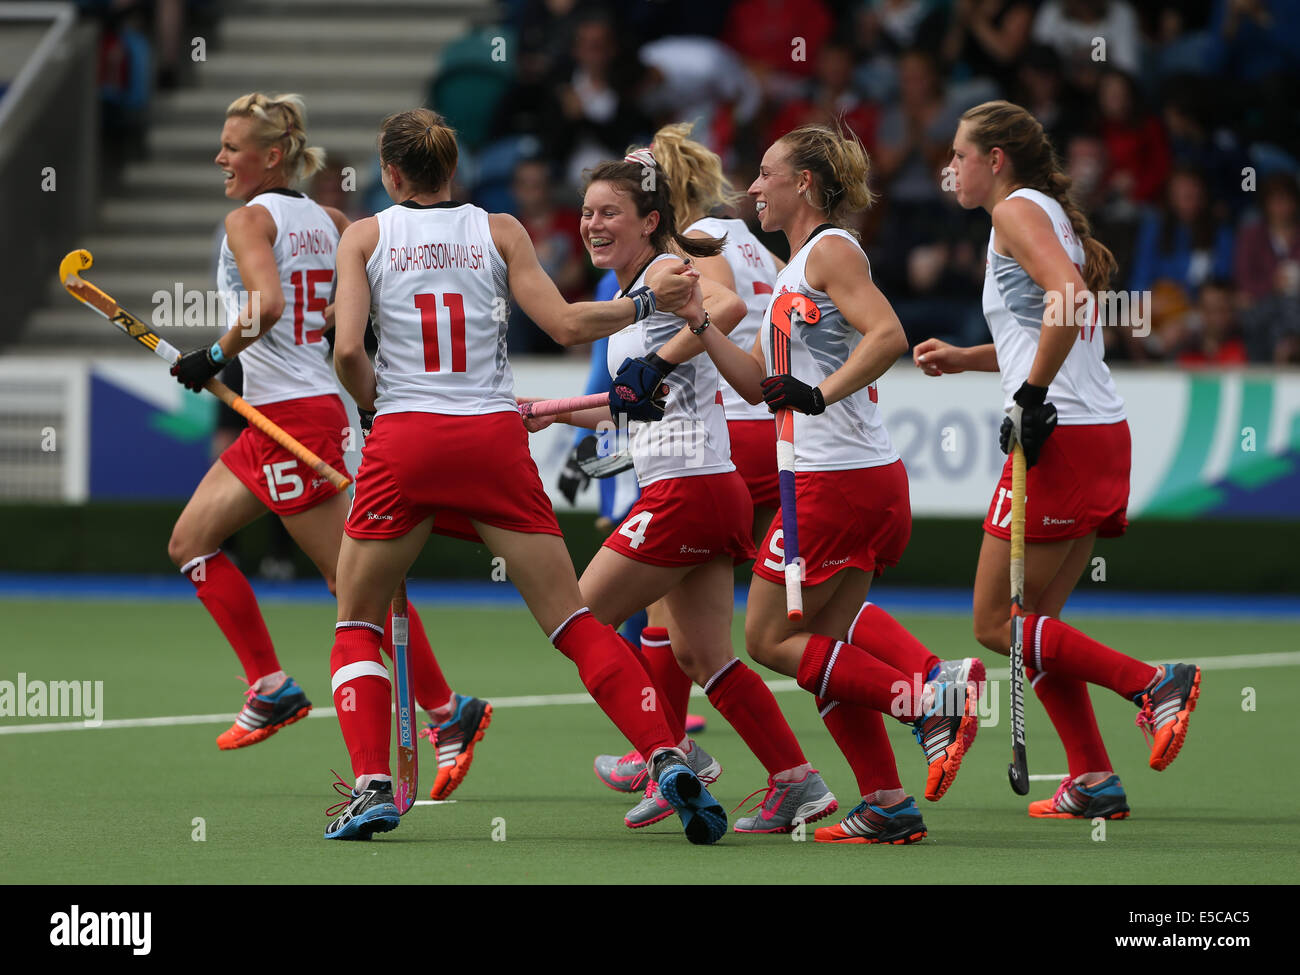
left=166, top=529, right=191, bottom=569
left=744, top=631, right=776, bottom=670
left=973, top=613, right=1008, bottom=655
left=322, top=573, right=338, bottom=598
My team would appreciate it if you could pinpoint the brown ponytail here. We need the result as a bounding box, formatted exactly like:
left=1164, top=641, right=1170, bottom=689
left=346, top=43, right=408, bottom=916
left=378, top=108, right=458, bottom=194
left=962, top=100, right=1117, bottom=292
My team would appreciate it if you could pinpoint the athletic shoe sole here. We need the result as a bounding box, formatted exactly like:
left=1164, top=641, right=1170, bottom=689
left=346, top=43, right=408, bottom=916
left=814, top=825, right=928, bottom=845
left=657, top=764, right=727, bottom=845
left=430, top=702, right=493, bottom=800
left=323, top=805, right=401, bottom=841
left=1150, top=666, right=1201, bottom=771
left=217, top=703, right=312, bottom=751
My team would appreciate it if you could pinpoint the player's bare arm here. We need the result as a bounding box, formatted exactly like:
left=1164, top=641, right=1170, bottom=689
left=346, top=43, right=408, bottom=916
left=332, top=216, right=380, bottom=410
left=221, top=204, right=285, bottom=358
left=914, top=338, right=1000, bottom=374
left=656, top=276, right=746, bottom=365
left=807, top=235, right=908, bottom=406
left=993, top=197, right=1087, bottom=388
left=492, top=213, right=695, bottom=345
left=320, top=205, right=351, bottom=334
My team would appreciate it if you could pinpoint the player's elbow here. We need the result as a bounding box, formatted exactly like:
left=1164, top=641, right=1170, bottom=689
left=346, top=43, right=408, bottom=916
left=715, top=294, right=747, bottom=334
left=887, top=325, right=909, bottom=361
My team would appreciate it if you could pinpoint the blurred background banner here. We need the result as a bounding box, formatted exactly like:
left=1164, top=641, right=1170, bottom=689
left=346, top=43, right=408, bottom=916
left=5, top=357, right=1297, bottom=518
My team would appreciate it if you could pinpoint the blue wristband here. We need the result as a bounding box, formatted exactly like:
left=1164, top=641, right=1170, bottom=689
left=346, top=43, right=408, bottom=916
left=209, top=342, right=227, bottom=365
left=627, top=286, right=657, bottom=322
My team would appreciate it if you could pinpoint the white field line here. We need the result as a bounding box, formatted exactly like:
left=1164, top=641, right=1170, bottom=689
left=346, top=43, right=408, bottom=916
left=1, top=651, right=1295, bottom=736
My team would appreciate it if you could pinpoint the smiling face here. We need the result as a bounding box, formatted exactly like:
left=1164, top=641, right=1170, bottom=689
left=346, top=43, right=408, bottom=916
left=580, top=180, right=657, bottom=273
left=215, top=116, right=281, bottom=200
left=948, top=120, right=998, bottom=211
left=748, top=142, right=805, bottom=233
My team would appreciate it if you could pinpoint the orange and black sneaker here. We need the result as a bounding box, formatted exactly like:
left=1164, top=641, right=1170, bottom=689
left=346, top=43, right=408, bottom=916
left=216, top=676, right=312, bottom=750
left=421, top=693, right=492, bottom=800
left=912, top=680, right=978, bottom=801
left=1029, top=774, right=1130, bottom=820
left=814, top=794, right=927, bottom=845
left=1134, top=663, right=1201, bottom=771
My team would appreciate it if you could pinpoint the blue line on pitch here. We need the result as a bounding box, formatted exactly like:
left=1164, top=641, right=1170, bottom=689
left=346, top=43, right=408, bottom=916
left=1, top=573, right=1299, bottom=619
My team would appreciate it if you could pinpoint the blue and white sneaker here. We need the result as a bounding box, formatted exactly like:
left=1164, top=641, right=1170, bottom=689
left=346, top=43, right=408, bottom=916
left=324, top=772, right=401, bottom=840
left=649, top=749, right=727, bottom=845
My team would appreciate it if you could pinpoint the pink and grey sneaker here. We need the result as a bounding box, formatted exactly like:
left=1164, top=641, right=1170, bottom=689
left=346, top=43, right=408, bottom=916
left=623, top=740, right=720, bottom=829
left=593, top=749, right=648, bottom=794
left=732, top=769, right=838, bottom=833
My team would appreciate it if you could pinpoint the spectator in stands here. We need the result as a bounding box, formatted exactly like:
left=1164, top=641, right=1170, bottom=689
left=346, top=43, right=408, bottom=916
left=1032, top=0, right=1141, bottom=89
left=1161, top=81, right=1250, bottom=218
left=505, top=158, right=589, bottom=354
left=766, top=40, right=879, bottom=153
left=310, top=160, right=366, bottom=222
left=638, top=35, right=761, bottom=160
left=855, top=0, right=948, bottom=58
left=724, top=0, right=833, bottom=101
left=1176, top=277, right=1248, bottom=365
left=939, top=0, right=1035, bottom=95
left=1097, top=69, right=1170, bottom=207
left=549, top=12, right=651, bottom=190
left=873, top=49, right=951, bottom=204
left=1235, top=172, right=1300, bottom=302
left=1009, top=43, right=1089, bottom=152
left=1131, top=165, right=1235, bottom=298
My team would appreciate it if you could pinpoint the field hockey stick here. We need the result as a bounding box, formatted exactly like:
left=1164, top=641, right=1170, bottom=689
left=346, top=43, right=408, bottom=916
left=1007, top=437, right=1030, bottom=795
left=390, top=578, right=418, bottom=814
left=518, top=392, right=610, bottom=419
left=59, top=249, right=350, bottom=491
left=769, top=292, right=822, bottom=622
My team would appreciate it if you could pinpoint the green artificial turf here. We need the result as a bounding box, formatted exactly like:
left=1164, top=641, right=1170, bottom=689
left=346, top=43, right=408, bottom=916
left=2, top=601, right=1296, bottom=884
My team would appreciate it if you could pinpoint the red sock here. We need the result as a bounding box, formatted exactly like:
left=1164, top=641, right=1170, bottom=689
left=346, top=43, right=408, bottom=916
left=797, top=635, right=918, bottom=719
left=552, top=609, right=676, bottom=759
left=331, top=622, right=392, bottom=778
left=816, top=697, right=901, bottom=797
left=1024, top=614, right=1157, bottom=699
left=705, top=658, right=806, bottom=775
left=847, top=602, right=940, bottom=684
left=1026, top=666, right=1113, bottom=776
left=380, top=603, right=453, bottom=713
left=621, top=635, right=685, bottom=742
left=640, top=627, right=691, bottom=740
left=185, top=551, right=278, bottom=684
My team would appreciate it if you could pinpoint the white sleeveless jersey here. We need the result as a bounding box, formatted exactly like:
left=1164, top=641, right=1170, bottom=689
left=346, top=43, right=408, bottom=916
left=216, top=190, right=339, bottom=406
left=606, top=254, right=734, bottom=487
left=366, top=202, right=514, bottom=416
left=985, top=188, right=1126, bottom=423
left=686, top=216, right=776, bottom=422
left=760, top=228, right=898, bottom=471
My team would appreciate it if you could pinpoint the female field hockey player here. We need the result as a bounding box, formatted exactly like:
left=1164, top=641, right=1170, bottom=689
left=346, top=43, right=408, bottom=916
left=593, top=125, right=842, bottom=835
left=324, top=109, right=727, bottom=843
left=528, top=145, right=839, bottom=835
left=913, top=100, right=1200, bottom=819
left=690, top=124, right=981, bottom=845
left=168, top=94, right=489, bottom=802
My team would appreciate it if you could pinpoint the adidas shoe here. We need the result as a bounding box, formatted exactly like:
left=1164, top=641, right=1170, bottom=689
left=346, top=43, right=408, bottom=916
left=928, top=657, right=985, bottom=754
left=217, top=676, right=311, bottom=750
left=594, top=749, right=648, bottom=794
left=323, top=773, right=401, bottom=840
left=650, top=747, right=726, bottom=845
left=420, top=693, right=492, bottom=800
left=733, top=769, right=838, bottom=833
left=623, top=740, right=721, bottom=829
left=1029, top=774, right=1130, bottom=820
left=912, top=680, right=977, bottom=801
left=1134, top=663, right=1201, bottom=771
left=814, top=794, right=927, bottom=844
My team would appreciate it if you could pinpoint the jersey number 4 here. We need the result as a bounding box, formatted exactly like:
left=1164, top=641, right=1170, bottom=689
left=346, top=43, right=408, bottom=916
left=290, top=269, right=331, bottom=345
left=414, top=292, right=467, bottom=373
